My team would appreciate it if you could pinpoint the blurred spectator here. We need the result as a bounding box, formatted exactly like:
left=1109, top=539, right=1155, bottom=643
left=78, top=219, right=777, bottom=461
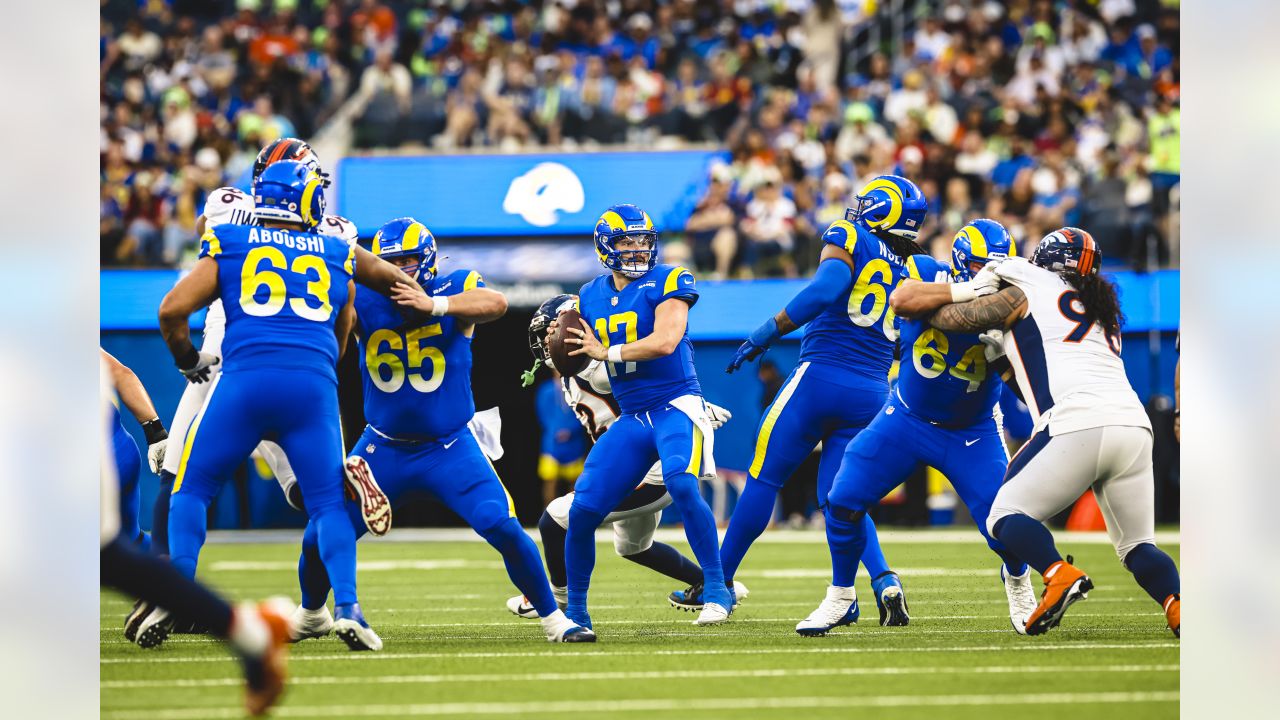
left=741, top=169, right=798, bottom=278
left=354, top=48, right=411, bottom=147
left=685, top=165, right=739, bottom=279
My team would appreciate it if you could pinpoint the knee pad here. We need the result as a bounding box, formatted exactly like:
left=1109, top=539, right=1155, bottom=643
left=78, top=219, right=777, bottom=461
left=825, top=503, right=866, bottom=526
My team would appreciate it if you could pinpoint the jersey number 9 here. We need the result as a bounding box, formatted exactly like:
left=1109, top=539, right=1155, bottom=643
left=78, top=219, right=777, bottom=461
left=366, top=326, right=446, bottom=393
left=239, top=246, right=332, bottom=321
left=847, top=259, right=900, bottom=341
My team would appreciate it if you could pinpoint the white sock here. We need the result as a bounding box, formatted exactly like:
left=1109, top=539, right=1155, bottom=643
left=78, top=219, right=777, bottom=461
left=826, top=585, right=856, bottom=601
left=552, top=586, right=568, bottom=606
left=540, top=609, right=570, bottom=631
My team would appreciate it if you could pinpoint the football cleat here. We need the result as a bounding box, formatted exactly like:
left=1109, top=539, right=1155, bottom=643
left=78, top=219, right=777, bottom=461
left=668, top=581, right=750, bottom=611
left=506, top=595, right=539, bottom=619
left=288, top=604, right=334, bottom=642
left=872, top=572, right=910, bottom=626
left=1163, top=593, right=1180, bottom=638
left=134, top=606, right=175, bottom=649
left=124, top=599, right=153, bottom=642
left=343, top=456, right=392, bottom=536
left=1002, top=564, right=1038, bottom=635
left=694, top=602, right=731, bottom=626
left=237, top=599, right=292, bottom=717
left=333, top=603, right=382, bottom=651
left=542, top=610, right=596, bottom=643
left=1025, top=557, right=1093, bottom=636
left=796, top=585, right=859, bottom=637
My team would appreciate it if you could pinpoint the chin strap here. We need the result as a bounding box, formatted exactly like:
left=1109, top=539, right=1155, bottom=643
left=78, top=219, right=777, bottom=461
left=520, top=358, right=543, bottom=388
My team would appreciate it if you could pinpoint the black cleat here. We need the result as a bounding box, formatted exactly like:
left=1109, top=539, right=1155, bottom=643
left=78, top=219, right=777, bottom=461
left=124, top=599, right=152, bottom=642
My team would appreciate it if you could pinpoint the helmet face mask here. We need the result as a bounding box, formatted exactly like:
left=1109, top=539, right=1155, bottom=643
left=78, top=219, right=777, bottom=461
left=594, top=204, right=658, bottom=279
left=951, top=218, right=1014, bottom=281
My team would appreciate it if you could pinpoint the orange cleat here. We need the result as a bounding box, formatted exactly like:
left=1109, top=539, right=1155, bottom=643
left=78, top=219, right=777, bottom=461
left=242, top=600, right=292, bottom=717
left=1163, top=594, right=1180, bottom=638
left=1025, top=558, right=1093, bottom=636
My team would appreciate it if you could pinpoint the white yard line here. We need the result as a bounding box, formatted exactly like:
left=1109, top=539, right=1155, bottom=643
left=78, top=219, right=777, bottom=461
left=101, top=663, right=1178, bottom=690
left=100, top=640, right=1178, bottom=664
left=101, top=691, right=1179, bottom=719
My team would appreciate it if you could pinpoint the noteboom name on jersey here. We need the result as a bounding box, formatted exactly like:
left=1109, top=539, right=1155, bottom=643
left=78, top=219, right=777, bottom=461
left=245, top=226, right=329, bottom=252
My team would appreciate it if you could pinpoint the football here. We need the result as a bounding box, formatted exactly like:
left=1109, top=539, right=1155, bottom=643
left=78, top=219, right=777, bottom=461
left=547, top=307, right=589, bottom=377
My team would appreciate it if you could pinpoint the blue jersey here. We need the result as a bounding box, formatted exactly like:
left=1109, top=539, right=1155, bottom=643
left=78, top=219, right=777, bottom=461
left=894, top=255, right=1002, bottom=427
left=578, top=264, right=701, bottom=414
left=800, top=220, right=911, bottom=380
left=355, top=268, right=485, bottom=439
left=201, top=224, right=355, bottom=380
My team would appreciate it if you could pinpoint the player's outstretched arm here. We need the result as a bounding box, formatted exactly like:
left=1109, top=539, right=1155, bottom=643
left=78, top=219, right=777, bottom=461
left=928, top=286, right=1028, bottom=333
left=351, top=245, right=412, bottom=296
left=159, top=257, right=221, bottom=382
left=566, top=297, right=690, bottom=362
left=100, top=348, right=169, bottom=471
left=727, top=244, right=853, bottom=373
left=390, top=281, right=508, bottom=324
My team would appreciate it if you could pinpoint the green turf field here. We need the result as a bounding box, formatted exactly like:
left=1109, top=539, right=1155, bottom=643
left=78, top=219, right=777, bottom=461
left=100, top=532, right=1178, bottom=719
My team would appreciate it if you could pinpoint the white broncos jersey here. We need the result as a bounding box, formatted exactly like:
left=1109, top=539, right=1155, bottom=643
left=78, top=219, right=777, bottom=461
left=561, top=360, right=622, bottom=441
left=995, top=257, right=1150, bottom=436
left=201, top=186, right=359, bottom=337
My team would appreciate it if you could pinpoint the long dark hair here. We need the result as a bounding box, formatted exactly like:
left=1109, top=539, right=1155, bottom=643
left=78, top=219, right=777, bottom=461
left=880, top=232, right=930, bottom=258
left=1064, top=271, right=1125, bottom=336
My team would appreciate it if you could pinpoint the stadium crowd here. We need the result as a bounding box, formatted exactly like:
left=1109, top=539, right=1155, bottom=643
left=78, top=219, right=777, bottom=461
left=101, top=0, right=1179, bottom=277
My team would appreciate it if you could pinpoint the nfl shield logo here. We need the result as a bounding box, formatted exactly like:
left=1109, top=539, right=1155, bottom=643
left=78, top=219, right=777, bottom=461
left=611, top=297, right=618, bottom=306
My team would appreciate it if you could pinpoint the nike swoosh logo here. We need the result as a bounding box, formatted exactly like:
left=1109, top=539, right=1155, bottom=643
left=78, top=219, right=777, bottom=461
left=443, top=439, right=458, bottom=449
left=965, top=439, right=981, bottom=447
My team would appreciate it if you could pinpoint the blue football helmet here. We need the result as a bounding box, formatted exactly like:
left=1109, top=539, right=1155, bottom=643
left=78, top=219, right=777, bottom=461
left=1032, top=226, right=1101, bottom=277
left=845, top=174, right=928, bottom=242
left=252, top=160, right=324, bottom=228
left=594, top=204, right=658, bottom=278
left=951, top=218, right=1015, bottom=281
left=372, top=217, right=438, bottom=284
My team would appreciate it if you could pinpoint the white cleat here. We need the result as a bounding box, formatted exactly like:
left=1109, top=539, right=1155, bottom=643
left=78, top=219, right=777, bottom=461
left=506, top=595, right=540, bottom=619
left=796, top=585, right=859, bottom=637
left=731, top=581, right=750, bottom=605
left=288, top=605, right=334, bottom=642
left=1002, top=564, right=1038, bottom=635
left=694, top=602, right=731, bottom=626
left=333, top=618, right=383, bottom=651
left=134, top=606, right=175, bottom=649
left=541, top=610, right=596, bottom=643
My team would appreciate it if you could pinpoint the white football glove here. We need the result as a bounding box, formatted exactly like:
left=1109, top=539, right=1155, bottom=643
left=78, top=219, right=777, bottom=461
left=177, top=350, right=221, bottom=384
left=706, top=402, right=733, bottom=430
left=970, top=262, right=1005, bottom=297
left=978, top=329, right=1006, bottom=362
left=140, top=419, right=169, bottom=474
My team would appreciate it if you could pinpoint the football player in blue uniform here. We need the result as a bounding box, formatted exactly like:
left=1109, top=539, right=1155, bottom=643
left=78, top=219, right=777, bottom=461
left=560, top=204, right=732, bottom=632
left=711, top=176, right=928, bottom=627
left=100, top=349, right=168, bottom=553
left=797, top=219, right=1037, bottom=635
left=157, top=160, right=404, bottom=652
left=288, top=218, right=593, bottom=644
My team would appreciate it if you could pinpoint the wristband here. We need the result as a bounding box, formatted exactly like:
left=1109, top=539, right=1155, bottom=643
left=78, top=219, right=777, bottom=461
left=950, top=282, right=978, bottom=303
left=607, top=344, right=624, bottom=364
left=747, top=316, right=782, bottom=348
left=141, top=418, right=168, bottom=445
left=430, top=295, right=450, bottom=316
left=176, top=346, right=200, bottom=370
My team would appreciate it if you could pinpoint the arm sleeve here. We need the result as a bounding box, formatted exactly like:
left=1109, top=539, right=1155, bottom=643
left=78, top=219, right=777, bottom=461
left=783, top=258, right=853, bottom=327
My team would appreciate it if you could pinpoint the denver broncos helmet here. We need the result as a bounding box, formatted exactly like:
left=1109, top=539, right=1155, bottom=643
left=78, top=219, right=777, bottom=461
left=1032, top=227, right=1101, bottom=276
left=372, top=217, right=439, bottom=285
left=951, top=218, right=1015, bottom=281
left=251, top=160, right=324, bottom=228
left=528, top=293, right=577, bottom=369
left=253, top=137, right=330, bottom=186
left=845, top=175, right=929, bottom=242
left=593, top=204, right=658, bottom=278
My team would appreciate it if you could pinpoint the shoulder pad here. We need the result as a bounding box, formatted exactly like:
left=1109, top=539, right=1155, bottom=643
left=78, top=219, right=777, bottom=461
left=655, top=264, right=696, bottom=300
left=903, top=254, right=951, bottom=282
left=202, top=187, right=254, bottom=228
left=821, top=219, right=861, bottom=255
left=432, top=269, right=485, bottom=296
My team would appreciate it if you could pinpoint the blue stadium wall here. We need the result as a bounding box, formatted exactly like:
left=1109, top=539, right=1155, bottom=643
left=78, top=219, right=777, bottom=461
left=102, top=269, right=1177, bottom=531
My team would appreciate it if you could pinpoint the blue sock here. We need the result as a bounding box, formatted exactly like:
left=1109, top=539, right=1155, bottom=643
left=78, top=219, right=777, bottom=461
left=991, top=514, right=1062, bottom=574
left=482, top=517, right=559, bottom=617
left=1123, top=543, right=1180, bottom=606
left=565, top=504, right=607, bottom=627
left=665, top=473, right=729, bottom=607
left=719, top=479, right=778, bottom=582
left=824, top=504, right=867, bottom=587
left=312, top=506, right=359, bottom=606
left=167, top=492, right=209, bottom=579
left=150, top=471, right=174, bottom=555
left=624, top=542, right=704, bottom=586
left=859, top=514, right=891, bottom=578
left=297, top=520, right=331, bottom=610
left=537, top=511, right=568, bottom=589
